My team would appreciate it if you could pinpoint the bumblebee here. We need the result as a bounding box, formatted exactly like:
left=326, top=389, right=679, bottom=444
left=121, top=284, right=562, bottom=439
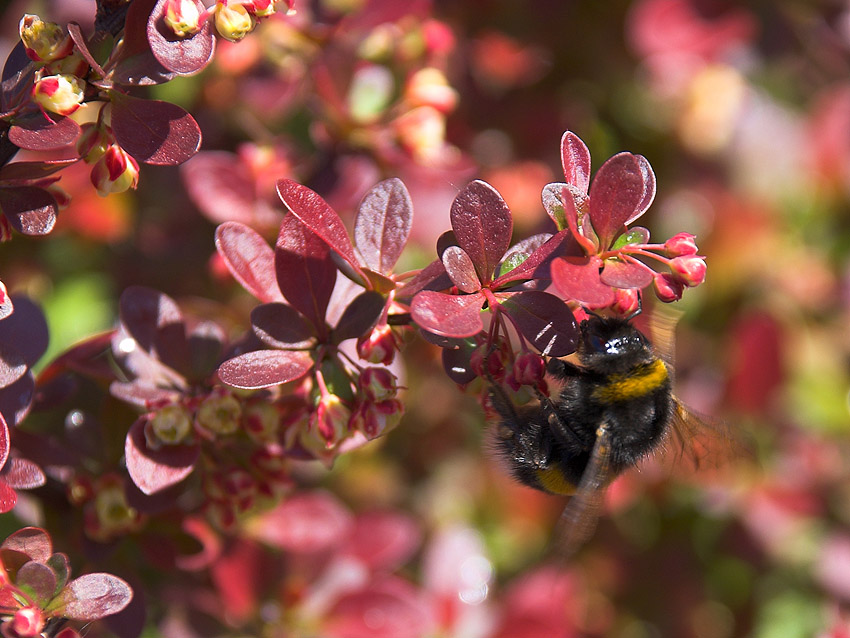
left=489, top=313, right=712, bottom=554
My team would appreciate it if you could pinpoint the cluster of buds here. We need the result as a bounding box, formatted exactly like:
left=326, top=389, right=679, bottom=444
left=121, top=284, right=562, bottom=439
left=21, top=15, right=90, bottom=118
left=143, top=390, right=247, bottom=450
left=162, top=0, right=294, bottom=42
left=67, top=473, right=145, bottom=543
left=77, top=118, right=140, bottom=197
left=471, top=339, right=547, bottom=394
left=349, top=367, right=404, bottom=440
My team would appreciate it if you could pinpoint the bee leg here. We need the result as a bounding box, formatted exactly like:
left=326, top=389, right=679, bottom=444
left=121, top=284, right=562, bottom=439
left=531, top=385, right=586, bottom=450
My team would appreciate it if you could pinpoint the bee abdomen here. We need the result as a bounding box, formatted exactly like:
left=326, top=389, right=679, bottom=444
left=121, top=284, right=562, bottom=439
left=592, top=359, right=669, bottom=404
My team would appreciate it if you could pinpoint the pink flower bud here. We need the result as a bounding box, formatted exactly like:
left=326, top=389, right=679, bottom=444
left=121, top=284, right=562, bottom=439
left=611, top=287, right=640, bottom=315
left=664, top=232, right=699, bottom=257
left=19, top=14, right=73, bottom=63
left=470, top=343, right=505, bottom=380
left=669, top=254, right=707, bottom=287
left=357, top=323, right=397, bottom=365
left=512, top=351, right=546, bottom=387
left=312, top=393, right=350, bottom=448
left=350, top=399, right=404, bottom=439
left=243, top=401, right=281, bottom=442
left=90, top=144, right=140, bottom=197
left=77, top=123, right=110, bottom=163
left=358, top=367, right=398, bottom=402
left=214, top=1, right=256, bottom=42
left=245, top=0, right=277, bottom=17
left=43, top=50, right=89, bottom=77
left=164, top=0, right=202, bottom=37
left=653, top=272, right=685, bottom=302
left=32, top=74, right=85, bottom=116
left=405, top=67, right=458, bottom=112
left=10, top=607, right=45, bottom=638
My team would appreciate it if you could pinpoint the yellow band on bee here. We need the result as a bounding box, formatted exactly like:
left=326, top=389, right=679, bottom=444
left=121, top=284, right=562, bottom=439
left=535, top=466, right=576, bottom=495
left=592, top=359, right=668, bottom=403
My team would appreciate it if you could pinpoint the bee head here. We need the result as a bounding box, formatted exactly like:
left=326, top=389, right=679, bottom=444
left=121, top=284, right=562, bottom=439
left=577, top=315, right=655, bottom=372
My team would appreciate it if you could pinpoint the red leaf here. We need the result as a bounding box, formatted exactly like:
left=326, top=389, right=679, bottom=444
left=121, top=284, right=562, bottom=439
left=0, top=295, right=49, bottom=367
left=354, top=178, right=413, bottom=275
left=124, top=418, right=199, bottom=495
left=119, top=286, right=189, bottom=375
left=217, top=349, right=313, bottom=389
left=275, top=214, right=338, bottom=335
left=0, top=186, right=57, bottom=236
left=628, top=155, right=656, bottom=225
left=588, top=153, right=648, bottom=249
left=492, top=230, right=579, bottom=288
left=560, top=131, right=591, bottom=193
left=450, top=180, right=513, bottom=284
left=147, top=0, right=215, bottom=75
left=251, top=303, right=314, bottom=349
left=53, top=573, right=133, bottom=620
left=325, top=578, right=431, bottom=638
left=599, top=259, right=654, bottom=289
left=67, top=23, right=106, bottom=78
left=249, top=491, right=353, bottom=553
left=410, top=291, right=484, bottom=338
left=442, top=246, right=481, bottom=293
left=215, top=222, right=284, bottom=303
left=550, top=256, right=615, bottom=309
left=111, top=94, right=201, bottom=165
left=0, top=414, right=9, bottom=469
left=2, top=458, right=46, bottom=490
left=276, top=179, right=367, bottom=286
left=499, top=291, right=580, bottom=356
left=0, top=481, right=16, bottom=514
left=1, top=527, right=52, bottom=562
left=0, top=159, right=78, bottom=182
left=8, top=115, right=81, bottom=151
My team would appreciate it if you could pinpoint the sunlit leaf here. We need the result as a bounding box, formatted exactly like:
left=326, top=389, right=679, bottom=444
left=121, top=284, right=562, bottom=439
left=588, top=153, right=647, bottom=249
left=442, top=246, right=480, bottom=293
left=499, top=290, right=579, bottom=357
left=147, top=0, right=214, bottom=75
left=215, top=222, right=284, bottom=304
left=560, top=131, right=591, bottom=193
left=0, top=527, right=52, bottom=562
left=0, top=186, right=57, bottom=236
left=354, top=178, right=413, bottom=274
left=111, top=94, right=201, bottom=165
left=217, top=349, right=314, bottom=389
left=8, top=115, right=81, bottom=151
left=550, top=256, right=615, bottom=308
left=124, top=418, right=198, bottom=495
left=599, top=259, right=654, bottom=289
left=410, top=291, right=484, bottom=338
left=450, top=180, right=513, bottom=284
left=53, top=573, right=133, bottom=620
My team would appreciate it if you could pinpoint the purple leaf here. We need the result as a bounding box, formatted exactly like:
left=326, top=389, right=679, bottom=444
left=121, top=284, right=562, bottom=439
left=251, top=303, right=315, bottom=349
left=119, top=287, right=189, bottom=375
left=628, top=155, right=656, bottom=225
left=2, top=458, right=46, bottom=490
left=442, top=345, right=477, bottom=385
left=276, top=179, right=367, bottom=286
left=17, top=561, right=57, bottom=604
left=54, top=573, right=133, bottom=620
left=67, top=23, right=106, bottom=77
left=354, top=178, right=413, bottom=275
left=0, top=373, right=34, bottom=427
left=450, top=181, right=513, bottom=284
left=411, top=291, right=484, bottom=338
left=1, top=527, right=52, bottom=562
left=442, top=246, right=481, bottom=293
left=0, top=344, right=27, bottom=389
left=551, top=256, right=615, bottom=309
left=217, top=349, right=314, bottom=389
left=492, top=230, right=576, bottom=288
left=395, top=259, right=451, bottom=299
left=124, top=418, right=198, bottom=495
left=275, top=214, right=338, bottom=335
left=147, top=0, right=215, bottom=75
left=599, top=259, right=654, bottom=289
left=560, top=131, right=591, bottom=193
left=8, top=114, right=81, bottom=151
left=0, top=186, right=57, bottom=236
left=588, top=153, right=648, bottom=249
left=186, top=321, right=226, bottom=381
left=331, top=291, right=385, bottom=344
left=109, top=381, right=180, bottom=408
left=111, top=94, right=201, bottom=165
left=499, top=291, right=580, bottom=357
left=0, top=296, right=49, bottom=367
left=0, top=159, right=77, bottom=182
left=215, top=222, right=284, bottom=303
left=2, top=42, right=35, bottom=113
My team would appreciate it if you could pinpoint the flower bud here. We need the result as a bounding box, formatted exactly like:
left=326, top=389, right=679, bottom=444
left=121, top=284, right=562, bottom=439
left=653, top=272, right=685, bottom=303
left=393, top=105, right=447, bottom=164
left=196, top=392, right=242, bottom=435
left=19, top=14, right=73, bottom=63
left=90, top=477, right=141, bottom=540
left=470, top=343, right=505, bottom=380
left=77, top=123, right=110, bottom=163
left=164, top=0, right=202, bottom=37
left=10, top=607, right=45, bottom=638
left=512, top=351, right=546, bottom=387
left=245, top=0, right=277, bottom=17
left=215, top=1, right=256, bottom=42
left=43, top=50, right=89, bottom=77
left=611, top=287, right=640, bottom=316
left=664, top=232, right=699, bottom=257
left=357, top=322, right=397, bottom=365
left=358, top=367, right=398, bottom=402
left=312, top=393, right=350, bottom=448
left=669, top=255, right=707, bottom=287
left=350, top=399, right=403, bottom=439
left=90, top=144, right=140, bottom=197
left=405, top=67, right=458, bottom=112
left=32, top=74, right=85, bottom=116
left=148, top=404, right=193, bottom=445
left=243, top=401, right=281, bottom=442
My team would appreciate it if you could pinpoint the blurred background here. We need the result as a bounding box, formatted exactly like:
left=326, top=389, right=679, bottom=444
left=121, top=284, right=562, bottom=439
left=3, top=0, right=850, bottom=636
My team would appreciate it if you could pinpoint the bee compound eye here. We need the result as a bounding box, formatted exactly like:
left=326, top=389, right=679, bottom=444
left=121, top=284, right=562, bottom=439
left=588, top=334, right=606, bottom=353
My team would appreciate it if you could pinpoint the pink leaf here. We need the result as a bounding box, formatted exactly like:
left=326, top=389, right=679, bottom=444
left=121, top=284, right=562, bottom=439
left=2, top=458, right=46, bottom=490
left=411, top=291, right=484, bottom=338
left=588, top=153, right=648, bottom=248
left=8, top=115, right=81, bottom=151
left=147, top=0, right=215, bottom=75
left=1, top=527, right=52, bottom=562
left=217, top=349, right=313, bottom=389
left=111, top=94, right=201, bottom=165
left=442, top=246, right=481, bottom=293
left=0, top=186, right=57, bottom=236
left=215, top=222, right=284, bottom=303
left=0, top=481, right=16, bottom=514
left=124, top=418, right=199, bottom=495
left=560, top=131, right=591, bottom=193
left=450, top=180, right=513, bottom=284
left=599, top=259, right=654, bottom=289
left=354, top=178, right=413, bottom=275
left=499, top=291, right=580, bottom=356
left=277, top=179, right=367, bottom=285
left=550, top=256, right=615, bottom=308
left=54, top=573, right=133, bottom=620
left=275, top=214, right=338, bottom=335
left=17, top=562, right=57, bottom=605
left=249, top=491, right=353, bottom=553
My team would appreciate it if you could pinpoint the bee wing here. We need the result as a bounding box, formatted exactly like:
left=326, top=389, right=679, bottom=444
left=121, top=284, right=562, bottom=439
left=552, top=423, right=612, bottom=560
left=646, top=305, right=683, bottom=367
